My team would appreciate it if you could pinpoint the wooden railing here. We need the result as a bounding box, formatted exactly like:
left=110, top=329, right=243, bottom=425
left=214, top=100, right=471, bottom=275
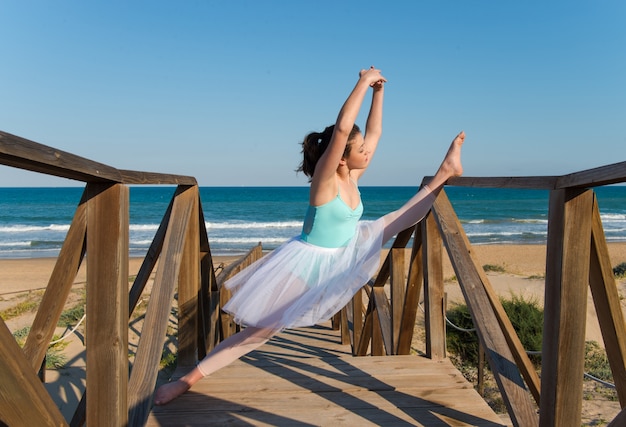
left=0, top=131, right=263, bottom=426
left=1, top=129, right=626, bottom=426
left=332, top=165, right=626, bottom=426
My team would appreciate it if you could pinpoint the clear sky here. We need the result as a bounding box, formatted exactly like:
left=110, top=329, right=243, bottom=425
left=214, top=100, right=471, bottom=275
left=1, top=1, right=624, bottom=187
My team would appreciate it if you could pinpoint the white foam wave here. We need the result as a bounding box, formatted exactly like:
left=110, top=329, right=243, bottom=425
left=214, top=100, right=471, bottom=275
left=205, top=221, right=302, bottom=230
left=601, top=213, right=626, bottom=222
left=0, top=224, right=70, bottom=233
left=209, top=237, right=290, bottom=244
left=0, top=241, right=31, bottom=247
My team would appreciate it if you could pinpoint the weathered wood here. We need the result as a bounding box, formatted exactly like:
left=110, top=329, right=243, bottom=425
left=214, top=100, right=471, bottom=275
left=436, top=190, right=542, bottom=405
left=356, top=296, right=375, bottom=356
left=85, top=183, right=129, bottom=427
left=432, top=190, right=539, bottom=426
left=177, top=187, right=200, bottom=366
left=391, top=248, right=405, bottom=354
left=128, top=185, right=196, bottom=426
left=373, top=286, right=393, bottom=355
left=23, top=190, right=87, bottom=371
left=351, top=288, right=364, bottom=355
left=371, top=300, right=384, bottom=356
left=0, top=321, right=68, bottom=426
left=555, top=160, right=626, bottom=189
left=424, top=212, right=446, bottom=360
left=339, top=307, right=350, bottom=345
left=147, top=323, right=507, bottom=427
left=540, top=189, right=593, bottom=427
left=0, top=130, right=123, bottom=182
left=588, top=194, right=626, bottom=406
left=197, top=197, right=216, bottom=357
left=432, top=175, right=559, bottom=189
left=397, top=225, right=424, bottom=355
left=118, top=169, right=197, bottom=185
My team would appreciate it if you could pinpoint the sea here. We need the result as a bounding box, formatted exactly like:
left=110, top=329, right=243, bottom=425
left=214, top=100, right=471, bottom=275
left=0, top=186, right=625, bottom=259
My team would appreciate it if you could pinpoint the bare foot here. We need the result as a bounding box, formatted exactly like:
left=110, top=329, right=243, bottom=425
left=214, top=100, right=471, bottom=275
left=154, top=379, right=191, bottom=405
left=439, top=131, right=465, bottom=178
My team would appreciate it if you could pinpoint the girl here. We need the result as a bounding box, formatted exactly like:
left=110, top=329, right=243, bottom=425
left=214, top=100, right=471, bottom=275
left=154, top=67, right=465, bottom=405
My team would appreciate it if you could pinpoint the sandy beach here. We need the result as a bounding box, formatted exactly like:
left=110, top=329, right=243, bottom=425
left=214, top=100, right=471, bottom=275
left=2, top=242, right=626, bottom=295
left=1, top=243, right=625, bottom=423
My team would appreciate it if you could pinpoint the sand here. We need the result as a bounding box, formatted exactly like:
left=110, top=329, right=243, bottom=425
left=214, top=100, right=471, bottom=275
left=1, top=243, right=625, bottom=423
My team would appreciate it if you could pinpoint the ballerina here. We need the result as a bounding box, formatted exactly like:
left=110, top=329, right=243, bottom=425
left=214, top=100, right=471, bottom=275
left=154, top=66, right=465, bottom=405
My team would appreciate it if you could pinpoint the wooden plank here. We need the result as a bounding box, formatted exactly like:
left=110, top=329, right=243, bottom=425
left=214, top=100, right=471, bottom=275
left=424, top=212, right=446, bottom=360
left=555, top=160, right=626, bottom=189
left=432, top=191, right=538, bottom=425
left=85, top=183, right=129, bottom=426
left=349, top=289, right=364, bottom=355
left=390, top=248, right=405, bottom=354
left=434, top=190, right=541, bottom=403
left=177, top=187, right=200, bottom=366
left=588, top=194, right=626, bottom=406
left=128, top=185, right=196, bottom=426
left=23, top=189, right=87, bottom=370
left=540, top=189, right=593, bottom=427
left=0, top=131, right=196, bottom=185
left=0, top=320, right=68, bottom=426
left=372, top=286, right=393, bottom=355
left=197, top=197, right=217, bottom=357
left=432, top=175, right=559, bottom=190
left=0, top=130, right=123, bottom=182
left=118, top=169, right=196, bottom=185
left=397, top=225, right=423, bottom=355
left=148, top=324, right=507, bottom=427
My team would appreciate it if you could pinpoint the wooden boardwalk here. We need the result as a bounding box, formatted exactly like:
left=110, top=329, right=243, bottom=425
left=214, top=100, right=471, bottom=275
left=147, top=323, right=510, bottom=426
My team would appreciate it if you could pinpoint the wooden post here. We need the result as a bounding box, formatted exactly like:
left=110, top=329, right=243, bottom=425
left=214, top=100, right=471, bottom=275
left=424, top=212, right=446, bottom=360
left=540, top=188, right=593, bottom=427
left=86, top=183, right=129, bottom=427
left=351, top=289, right=364, bottom=355
left=177, top=187, right=200, bottom=366
left=390, top=248, right=405, bottom=354
left=397, top=225, right=424, bottom=355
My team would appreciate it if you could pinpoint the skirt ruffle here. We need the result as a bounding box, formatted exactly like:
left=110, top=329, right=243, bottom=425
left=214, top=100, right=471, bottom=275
left=222, top=218, right=384, bottom=330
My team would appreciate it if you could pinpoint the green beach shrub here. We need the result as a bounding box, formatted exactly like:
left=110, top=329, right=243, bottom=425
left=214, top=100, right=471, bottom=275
left=12, top=326, right=68, bottom=368
left=446, top=293, right=544, bottom=367
left=613, top=262, right=626, bottom=279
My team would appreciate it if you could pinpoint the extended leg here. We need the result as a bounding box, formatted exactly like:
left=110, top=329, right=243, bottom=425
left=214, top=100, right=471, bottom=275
left=381, top=131, right=465, bottom=243
left=154, top=326, right=277, bottom=405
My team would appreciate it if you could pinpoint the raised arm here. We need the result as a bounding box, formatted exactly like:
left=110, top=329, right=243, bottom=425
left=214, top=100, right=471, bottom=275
left=310, top=68, right=386, bottom=203
left=352, top=79, right=384, bottom=181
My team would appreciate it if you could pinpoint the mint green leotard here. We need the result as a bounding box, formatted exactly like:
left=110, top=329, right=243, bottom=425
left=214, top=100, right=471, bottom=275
left=301, top=193, right=364, bottom=248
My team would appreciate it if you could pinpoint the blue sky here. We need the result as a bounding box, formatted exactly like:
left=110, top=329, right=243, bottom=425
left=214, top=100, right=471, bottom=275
left=1, top=1, right=624, bottom=187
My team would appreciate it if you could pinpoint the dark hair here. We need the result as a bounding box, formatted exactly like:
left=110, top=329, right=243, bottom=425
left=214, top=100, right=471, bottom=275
left=296, top=124, right=361, bottom=180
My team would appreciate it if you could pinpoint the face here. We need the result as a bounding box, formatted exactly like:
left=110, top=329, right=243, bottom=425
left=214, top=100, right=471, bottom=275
left=345, top=133, right=370, bottom=169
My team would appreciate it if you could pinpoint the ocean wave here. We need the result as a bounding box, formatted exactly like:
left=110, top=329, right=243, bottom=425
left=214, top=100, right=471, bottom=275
left=466, top=230, right=548, bottom=238
left=208, top=236, right=291, bottom=244
left=205, top=221, right=302, bottom=230
left=0, top=241, right=32, bottom=247
left=601, top=213, right=626, bottom=222
left=0, top=224, right=70, bottom=233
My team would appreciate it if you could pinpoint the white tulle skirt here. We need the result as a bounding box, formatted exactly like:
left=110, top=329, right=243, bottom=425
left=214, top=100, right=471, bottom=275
left=222, top=218, right=385, bottom=330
